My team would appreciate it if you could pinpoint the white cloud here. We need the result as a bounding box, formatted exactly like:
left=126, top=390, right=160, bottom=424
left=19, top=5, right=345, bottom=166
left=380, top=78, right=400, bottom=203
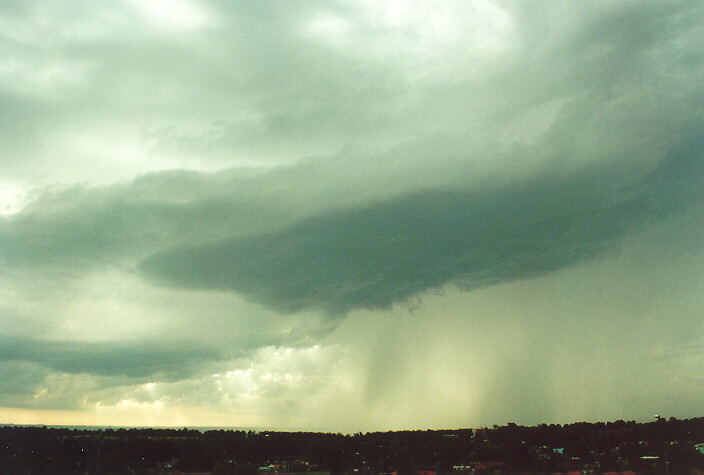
left=129, top=0, right=215, bottom=33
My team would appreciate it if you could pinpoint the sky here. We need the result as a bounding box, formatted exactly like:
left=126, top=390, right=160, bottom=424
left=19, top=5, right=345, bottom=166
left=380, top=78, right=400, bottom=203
left=0, top=0, right=703, bottom=432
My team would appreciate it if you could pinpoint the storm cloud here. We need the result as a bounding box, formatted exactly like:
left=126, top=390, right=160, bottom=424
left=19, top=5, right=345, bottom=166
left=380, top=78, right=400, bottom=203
left=140, top=131, right=704, bottom=314
left=1, top=0, right=703, bottom=430
left=0, top=335, right=220, bottom=379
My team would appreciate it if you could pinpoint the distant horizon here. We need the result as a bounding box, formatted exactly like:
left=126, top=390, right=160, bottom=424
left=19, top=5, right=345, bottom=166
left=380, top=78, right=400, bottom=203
left=4, top=414, right=702, bottom=435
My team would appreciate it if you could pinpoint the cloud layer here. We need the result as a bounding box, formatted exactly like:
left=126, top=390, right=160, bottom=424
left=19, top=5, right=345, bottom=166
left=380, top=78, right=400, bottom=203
left=139, top=135, right=704, bottom=315
left=1, top=0, right=703, bottom=430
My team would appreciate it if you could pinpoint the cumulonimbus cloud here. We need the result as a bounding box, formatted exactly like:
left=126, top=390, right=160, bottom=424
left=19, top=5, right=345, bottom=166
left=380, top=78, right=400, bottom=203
left=139, top=136, right=704, bottom=315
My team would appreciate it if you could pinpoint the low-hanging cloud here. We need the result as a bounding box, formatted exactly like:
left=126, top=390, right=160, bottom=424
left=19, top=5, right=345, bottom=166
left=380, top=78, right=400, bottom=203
left=0, top=334, right=222, bottom=379
left=139, top=137, right=704, bottom=315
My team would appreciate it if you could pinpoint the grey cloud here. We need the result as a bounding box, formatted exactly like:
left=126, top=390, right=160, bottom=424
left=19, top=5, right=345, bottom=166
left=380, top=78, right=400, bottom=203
left=139, top=139, right=704, bottom=315
left=0, top=361, right=84, bottom=410
left=0, top=334, right=222, bottom=379
left=1, top=0, right=697, bottom=184
left=0, top=359, right=180, bottom=410
left=0, top=0, right=416, bottom=181
left=0, top=172, right=286, bottom=273
left=2, top=120, right=700, bottom=315
left=0, top=361, right=49, bottom=397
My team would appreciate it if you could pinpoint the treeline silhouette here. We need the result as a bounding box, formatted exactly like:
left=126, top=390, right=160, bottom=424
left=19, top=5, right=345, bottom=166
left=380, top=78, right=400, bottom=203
left=0, top=417, right=703, bottom=474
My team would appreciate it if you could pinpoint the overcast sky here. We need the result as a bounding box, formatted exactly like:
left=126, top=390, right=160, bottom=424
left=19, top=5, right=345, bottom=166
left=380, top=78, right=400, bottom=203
left=1, top=0, right=703, bottom=432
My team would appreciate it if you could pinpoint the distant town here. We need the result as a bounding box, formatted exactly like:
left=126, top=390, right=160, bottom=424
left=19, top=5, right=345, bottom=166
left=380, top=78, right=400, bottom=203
left=1, top=417, right=703, bottom=474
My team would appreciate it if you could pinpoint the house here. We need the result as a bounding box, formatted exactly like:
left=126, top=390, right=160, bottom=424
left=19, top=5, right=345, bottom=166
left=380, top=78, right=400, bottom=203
left=695, top=442, right=704, bottom=455
left=258, top=463, right=285, bottom=474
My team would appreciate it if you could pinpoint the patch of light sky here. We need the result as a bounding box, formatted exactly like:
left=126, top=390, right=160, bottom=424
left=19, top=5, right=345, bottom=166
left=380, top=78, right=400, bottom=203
left=128, top=0, right=216, bottom=33
left=306, top=0, right=514, bottom=58
left=0, top=55, right=95, bottom=99
left=0, top=180, right=29, bottom=216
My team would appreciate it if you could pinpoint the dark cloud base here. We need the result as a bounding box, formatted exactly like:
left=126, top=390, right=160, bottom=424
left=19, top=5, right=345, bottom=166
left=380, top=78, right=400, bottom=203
left=140, top=142, right=704, bottom=315
left=0, top=335, right=220, bottom=379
